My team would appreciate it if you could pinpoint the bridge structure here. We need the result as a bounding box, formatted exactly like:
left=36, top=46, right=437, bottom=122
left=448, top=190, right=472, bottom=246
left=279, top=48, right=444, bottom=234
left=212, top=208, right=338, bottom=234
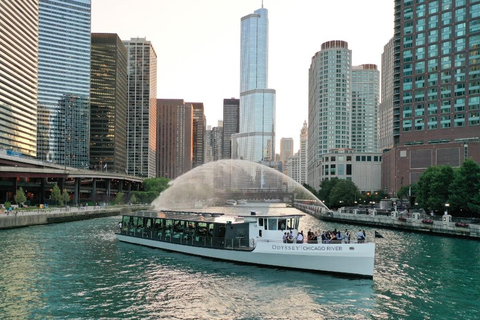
left=0, top=152, right=143, bottom=206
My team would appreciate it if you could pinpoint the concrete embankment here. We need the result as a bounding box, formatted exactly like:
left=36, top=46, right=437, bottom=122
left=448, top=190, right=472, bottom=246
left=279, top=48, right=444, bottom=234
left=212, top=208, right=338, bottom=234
left=295, top=204, right=480, bottom=240
left=0, top=205, right=150, bottom=230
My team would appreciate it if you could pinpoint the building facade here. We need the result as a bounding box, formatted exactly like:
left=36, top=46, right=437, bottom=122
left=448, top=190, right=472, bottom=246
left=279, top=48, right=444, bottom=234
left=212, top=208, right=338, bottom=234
left=0, top=0, right=38, bottom=157
left=205, top=122, right=223, bottom=163
left=124, top=38, right=157, bottom=178
left=379, top=38, right=395, bottom=152
left=382, top=0, right=480, bottom=195
left=232, top=6, right=276, bottom=162
left=156, top=99, right=193, bottom=180
left=279, top=138, right=294, bottom=164
left=308, top=40, right=352, bottom=189
left=90, top=33, right=127, bottom=173
left=222, top=98, right=239, bottom=159
left=37, top=0, right=91, bottom=168
left=351, top=64, right=380, bottom=153
left=192, top=103, right=206, bottom=169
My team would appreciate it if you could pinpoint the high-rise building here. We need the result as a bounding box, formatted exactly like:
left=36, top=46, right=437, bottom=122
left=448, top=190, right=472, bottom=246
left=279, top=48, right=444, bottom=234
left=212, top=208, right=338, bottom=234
left=232, top=6, right=276, bottom=162
left=90, top=33, right=127, bottom=173
left=156, top=99, right=193, bottom=180
left=205, top=121, right=223, bottom=163
left=192, top=103, right=206, bottom=169
left=37, top=0, right=91, bottom=168
left=299, top=120, right=308, bottom=185
left=351, top=64, right=380, bottom=153
left=124, top=38, right=157, bottom=178
left=0, top=1, right=38, bottom=157
left=379, top=38, right=395, bottom=152
left=382, top=0, right=480, bottom=195
left=279, top=138, right=294, bottom=164
left=308, top=40, right=352, bottom=188
left=222, top=98, right=239, bottom=159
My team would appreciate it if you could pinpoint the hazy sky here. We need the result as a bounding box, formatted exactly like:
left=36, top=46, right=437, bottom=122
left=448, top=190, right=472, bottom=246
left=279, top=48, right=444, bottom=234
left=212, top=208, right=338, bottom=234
left=92, top=0, right=394, bottom=151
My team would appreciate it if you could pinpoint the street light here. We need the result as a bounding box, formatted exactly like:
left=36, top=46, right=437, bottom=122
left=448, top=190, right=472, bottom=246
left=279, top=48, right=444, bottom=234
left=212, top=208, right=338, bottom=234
left=445, top=203, right=450, bottom=215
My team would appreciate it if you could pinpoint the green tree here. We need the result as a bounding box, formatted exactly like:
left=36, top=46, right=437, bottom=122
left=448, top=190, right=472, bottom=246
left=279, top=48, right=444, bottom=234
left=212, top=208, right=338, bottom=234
left=132, top=177, right=170, bottom=204
left=113, top=192, right=124, bottom=205
left=14, top=187, right=27, bottom=207
left=51, top=183, right=63, bottom=206
left=62, top=189, right=70, bottom=206
left=397, top=184, right=416, bottom=200
left=129, top=193, right=137, bottom=204
left=417, top=165, right=454, bottom=213
left=4, top=201, right=11, bottom=211
left=448, top=158, right=480, bottom=215
left=329, top=179, right=361, bottom=208
left=317, top=178, right=339, bottom=207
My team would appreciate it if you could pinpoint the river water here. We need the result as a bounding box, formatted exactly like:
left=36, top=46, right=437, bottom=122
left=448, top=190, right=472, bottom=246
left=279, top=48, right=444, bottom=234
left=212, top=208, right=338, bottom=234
left=0, top=204, right=479, bottom=319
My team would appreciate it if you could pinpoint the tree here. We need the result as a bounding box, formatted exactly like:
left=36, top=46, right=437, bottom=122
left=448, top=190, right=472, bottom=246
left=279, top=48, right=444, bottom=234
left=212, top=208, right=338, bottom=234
left=129, top=193, right=137, bottom=204
left=417, top=165, right=454, bottom=213
left=113, top=192, right=124, bottom=205
left=62, top=189, right=70, bottom=206
left=51, top=183, right=63, bottom=206
left=132, top=177, right=170, bottom=204
left=4, top=201, right=11, bottom=210
left=397, top=184, right=416, bottom=200
left=447, top=158, right=480, bottom=215
left=14, top=187, right=27, bottom=207
left=329, top=180, right=361, bottom=208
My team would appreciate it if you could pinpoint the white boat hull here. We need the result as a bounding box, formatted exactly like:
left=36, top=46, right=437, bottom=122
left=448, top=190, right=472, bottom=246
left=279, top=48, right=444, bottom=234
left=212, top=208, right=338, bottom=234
left=116, top=234, right=375, bottom=278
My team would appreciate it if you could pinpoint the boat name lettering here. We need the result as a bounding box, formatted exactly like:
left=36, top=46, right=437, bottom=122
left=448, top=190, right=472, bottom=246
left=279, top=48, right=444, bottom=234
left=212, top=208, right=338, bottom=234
left=271, top=245, right=301, bottom=251
left=271, top=245, right=343, bottom=251
left=303, top=245, right=343, bottom=251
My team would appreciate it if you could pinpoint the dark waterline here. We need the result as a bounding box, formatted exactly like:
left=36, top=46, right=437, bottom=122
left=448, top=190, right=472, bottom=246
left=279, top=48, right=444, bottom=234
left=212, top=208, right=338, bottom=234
left=0, top=204, right=479, bottom=319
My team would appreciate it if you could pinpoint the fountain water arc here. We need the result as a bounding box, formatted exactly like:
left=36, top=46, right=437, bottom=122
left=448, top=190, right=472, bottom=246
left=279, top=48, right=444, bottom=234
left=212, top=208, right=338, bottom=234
left=151, top=159, right=328, bottom=211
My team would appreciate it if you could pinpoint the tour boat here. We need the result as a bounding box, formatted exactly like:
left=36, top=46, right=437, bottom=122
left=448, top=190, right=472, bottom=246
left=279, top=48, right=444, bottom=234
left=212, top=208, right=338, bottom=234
left=115, top=210, right=375, bottom=278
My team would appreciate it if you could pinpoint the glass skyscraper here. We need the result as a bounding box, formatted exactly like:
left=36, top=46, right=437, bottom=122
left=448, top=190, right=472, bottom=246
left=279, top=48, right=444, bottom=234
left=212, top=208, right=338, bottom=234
left=37, top=0, right=91, bottom=168
left=232, top=7, right=276, bottom=162
left=90, top=33, right=127, bottom=173
left=0, top=1, right=38, bottom=157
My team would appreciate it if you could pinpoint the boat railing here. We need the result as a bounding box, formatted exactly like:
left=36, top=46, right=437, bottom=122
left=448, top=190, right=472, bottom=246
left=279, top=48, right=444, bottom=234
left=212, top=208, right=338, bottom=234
left=118, top=227, right=254, bottom=250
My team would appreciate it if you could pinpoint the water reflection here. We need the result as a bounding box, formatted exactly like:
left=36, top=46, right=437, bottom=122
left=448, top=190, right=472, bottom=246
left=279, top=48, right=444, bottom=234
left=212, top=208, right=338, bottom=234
left=0, top=205, right=479, bottom=319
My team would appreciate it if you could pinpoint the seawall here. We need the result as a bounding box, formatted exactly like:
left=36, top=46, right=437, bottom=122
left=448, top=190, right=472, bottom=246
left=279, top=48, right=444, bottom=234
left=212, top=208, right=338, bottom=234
left=295, top=204, right=480, bottom=240
left=0, top=205, right=150, bottom=230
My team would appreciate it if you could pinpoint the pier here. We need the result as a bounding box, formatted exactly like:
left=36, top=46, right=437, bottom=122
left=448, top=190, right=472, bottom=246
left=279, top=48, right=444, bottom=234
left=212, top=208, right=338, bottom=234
left=295, top=203, right=480, bottom=240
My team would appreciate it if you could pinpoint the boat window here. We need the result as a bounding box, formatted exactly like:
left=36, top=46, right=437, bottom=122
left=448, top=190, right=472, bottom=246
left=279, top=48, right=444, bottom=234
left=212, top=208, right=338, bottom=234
left=208, top=223, right=214, bottom=237
left=267, top=218, right=277, bottom=230
left=154, top=218, right=163, bottom=230
left=218, top=225, right=226, bottom=237
left=165, top=219, right=173, bottom=231
left=122, top=216, right=131, bottom=228
left=145, top=218, right=152, bottom=229
left=258, top=218, right=264, bottom=227
left=173, top=220, right=185, bottom=233
left=197, top=222, right=208, bottom=236
left=278, top=219, right=287, bottom=230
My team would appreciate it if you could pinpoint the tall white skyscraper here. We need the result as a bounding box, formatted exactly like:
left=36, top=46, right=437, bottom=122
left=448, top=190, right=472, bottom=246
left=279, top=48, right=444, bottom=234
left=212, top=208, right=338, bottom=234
left=308, top=40, right=352, bottom=187
left=232, top=6, right=276, bottom=162
left=123, top=38, right=157, bottom=178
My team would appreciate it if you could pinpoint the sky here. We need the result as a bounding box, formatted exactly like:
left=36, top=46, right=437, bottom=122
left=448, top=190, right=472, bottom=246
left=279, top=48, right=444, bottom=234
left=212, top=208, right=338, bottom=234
left=91, top=0, right=394, bottom=152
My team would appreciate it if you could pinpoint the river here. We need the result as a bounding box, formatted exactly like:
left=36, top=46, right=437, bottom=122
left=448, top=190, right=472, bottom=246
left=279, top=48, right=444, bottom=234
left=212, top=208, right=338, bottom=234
left=0, top=204, right=479, bottom=319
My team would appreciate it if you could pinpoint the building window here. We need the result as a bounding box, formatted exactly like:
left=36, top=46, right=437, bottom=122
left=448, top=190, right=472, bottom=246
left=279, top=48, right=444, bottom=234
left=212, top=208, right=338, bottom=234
left=454, top=114, right=465, bottom=127
left=441, top=115, right=451, bottom=128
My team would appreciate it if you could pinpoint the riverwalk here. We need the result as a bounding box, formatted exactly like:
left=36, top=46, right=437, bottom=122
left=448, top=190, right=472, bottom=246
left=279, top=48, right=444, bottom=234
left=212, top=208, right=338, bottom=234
left=295, top=203, right=480, bottom=240
left=0, top=205, right=150, bottom=230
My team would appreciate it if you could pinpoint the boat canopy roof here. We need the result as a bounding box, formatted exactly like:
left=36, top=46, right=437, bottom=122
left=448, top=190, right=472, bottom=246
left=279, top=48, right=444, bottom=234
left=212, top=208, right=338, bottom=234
left=123, top=210, right=304, bottom=225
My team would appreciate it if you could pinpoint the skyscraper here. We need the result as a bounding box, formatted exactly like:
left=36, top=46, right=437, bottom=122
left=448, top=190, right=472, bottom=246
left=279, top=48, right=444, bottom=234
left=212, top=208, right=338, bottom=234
left=279, top=138, right=294, bottom=164
left=382, top=0, right=480, bottom=195
left=124, top=38, right=157, bottom=178
left=232, top=6, right=276, bottom=162
left=299, top=120, right=308, bottom=185
left=90, top=33, right=127, bottom=173
left=351, top=64, right=380, bottom=153
left=0, top=1, right=38, bottom=157
left=308, top=40, right=352, bottom=187
left=192, top=103, right=206, bottom=169
left=222, top=98, right=239, bottom=159
left=156, top=99, right=193, bottom=180
left=379, top=38, right=395, bottom=152
left=37, top=0, right=91, bottom=168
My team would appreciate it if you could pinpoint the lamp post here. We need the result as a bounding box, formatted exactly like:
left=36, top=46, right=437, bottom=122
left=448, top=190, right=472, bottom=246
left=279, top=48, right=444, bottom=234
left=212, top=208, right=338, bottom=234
left=445, top=203, right=450, bottom=215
